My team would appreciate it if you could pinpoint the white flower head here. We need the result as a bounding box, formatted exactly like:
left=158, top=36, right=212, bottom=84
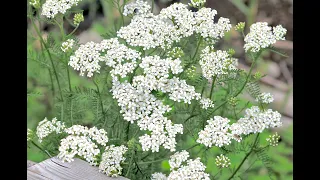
left=57, top=135, right=100, bottom=165
left=189, top=0, right=206, bottom=8
left=215, top=154, right=231, bottom=168
left=256, top=92, right=274, bottom=104
left=159, top=3, right=196, bottom=39
left=151, top=172, right=167, bottom=180
left=169, top=150, right=190, bottom=170
left=68, top=41, right=104, bottom=77
left=197, top=116, right=233, bottom=147
left=200, top=98, right=215, bottom=109
left=36, top=117, right=66, bottom=143
left=194, top=8, right=231, bottom=40
left=237, top=106, right=282, bottom=134
left=61, top=39, right=75, bottom=52
left=200, top=47, right=237, bottom=80
left=244, top=22, right=287, bottom=52
left=58, top=125, right=109, bottom=165
left=99, top=145, right=128, bottom=177
left=123, top=0, right=151, bottom=16
left=69, top=38, right=141, bottom=77
left=168, top=158, right=210, bottom=180
left=273, top=25, right=287, bottom=41
left=41, top=0, right=82, bottom=18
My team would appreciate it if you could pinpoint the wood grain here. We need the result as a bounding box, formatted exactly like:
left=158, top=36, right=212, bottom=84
left=27, top=157, right=129, bottom=180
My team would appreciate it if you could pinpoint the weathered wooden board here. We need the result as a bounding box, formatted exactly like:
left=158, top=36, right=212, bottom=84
left=27, top=157, right=129, bottom=180
left=27, top=160, right=37, bottom=168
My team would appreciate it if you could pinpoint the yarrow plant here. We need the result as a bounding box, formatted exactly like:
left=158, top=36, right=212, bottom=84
left=28, top=0, right=288, bottom=179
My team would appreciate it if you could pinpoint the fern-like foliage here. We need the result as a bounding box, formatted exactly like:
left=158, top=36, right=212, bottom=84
left=255, top=146, right=276, bottom=180
left=246, top=80, right=261, bottom=99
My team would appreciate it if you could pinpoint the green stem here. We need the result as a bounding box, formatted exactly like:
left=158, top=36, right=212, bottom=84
left=66, top=65, right=72, bottom=92
left=39, top=33, right=55, bottom=98
left=48, top=69, right=55, bottom=97
left=227, top=133, right=260, bottom=180
left=31, top=141, right=52, bottom=158
left=30, top=17, right=64, bottom=101
left=184, top=114, right=199, bottom=123
left=209, top=76, right=217, bottom=100
left=191, top=36, right=203, bottom=61
left=186, top=143, right=201, bottom=151
left=267, top=47, right=289, bottom=57
left=64, top=53, right=72, bottom=92
left=93, top=80, right=105, bottom=119
left=70, top=100, right=73, bottom=125
left=126, top=121, right=130, bottom=141
left=207, top=52, right=261, bottom=116
left=138, top=158, right=167, bottom=165
left=54, top=18, right=65, bottom=40
left=126, top=150, right=135, bottom=177
left=179, top=36, right=203, bottom=78
left=213, top=169, right=222, bottom=179
left=151, top=0, right=155, bottom=13
left=67, top=25, right=79, bottom=37
left=234, top=51, right=261, bottom=97
left=233, top=106, right=238, bottom=119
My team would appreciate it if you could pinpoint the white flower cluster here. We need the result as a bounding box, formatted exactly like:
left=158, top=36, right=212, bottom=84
left=200, top=98, right=215, bottom=109
left=118, top=13, right=175, bottom=50
left=152, top=151, right=210, bottom=179
left=197, top=106, right=282, bottom=147
left=57, top=125, right=109, bottom=164
left=273, top=25, right=287, bottom=40
left=168, top=158, right=210, bottom=179
left=151, top=172, right=167, bottom=180
left=65, top=125, right=109, bottom=145
left=110, top=54, right=201, bottom=151
left=266, top=132, right=280, bottom=146
left=256, top=92, right=274, bottom=104
left=41, top=0, right=82, bottom=18
left=100, top=38, right=141, bottom=78
left=167, top=151, right=210, bottom=180
left=123, top=0, right=151, bottom=16
left=111, top=80, right=170, bottom=123
left=134, top=56, right=199, bottom=102
left=159, top=3, right=195, bottom=39
left=36, top=117, right=65, bottom=143
left=215, top=154, right=231, bottom=168
left=111, top=78, right=183, bottom=152
left=194, top=8, right=232, bottom=41
left=165, top=77, right=201, bottom=104
left=99, top=145, right=128, bottom=177
left=61, top=39, right=75, bottom=52
left=189, top=0, right=206, bottom=8
left=68, top=41, right=104, bottom=77
left=200, top=47, right=238, bottom=80
left=69, top=38, right=141, bottom=77
left=57, top=135, right=101, bottom=165
left=197, top=116, right=234, bottom=147
left=244, top=22, right=287, bottom=52
left=234, top=106, right=282, bottom=134
left=169, top=150, right=190, bottom=170
left=139, top=56, right=183, bottom=79
left=118, top=3, right=231, bottom=50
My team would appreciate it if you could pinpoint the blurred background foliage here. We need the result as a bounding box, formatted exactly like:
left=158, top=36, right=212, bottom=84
left=27, top=0, right=292, bottom=179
